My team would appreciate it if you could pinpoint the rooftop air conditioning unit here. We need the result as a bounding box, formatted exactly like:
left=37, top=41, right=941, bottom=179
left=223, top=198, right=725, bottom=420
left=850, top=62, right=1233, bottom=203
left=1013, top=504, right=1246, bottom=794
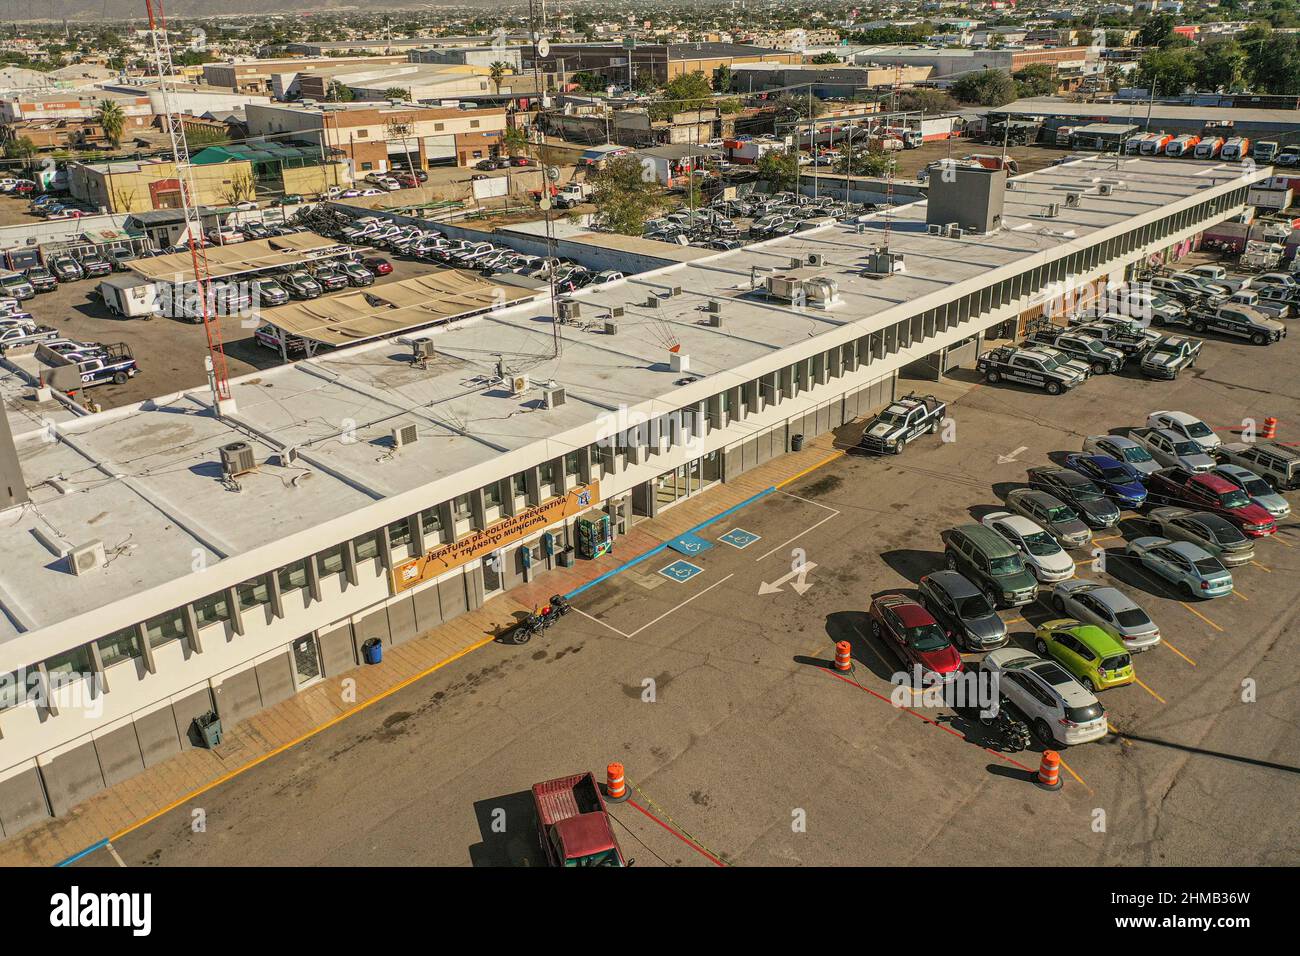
left=281, top=446, right=300, bottom=466
left=1006, top=180, right=1017, bottom=190
left=670, top=352, right=690, bottom=373
left=392, top=422, right=419, bottom=448
left=411, top=338, right=436, bottom=360
left=1065, top=192, right=1081, bottom=207
left=706, top=299, right=721, bottom=313
left=807, top=253, right=825, bottom=267
left=1099, top=183, right=1115, bottom=196
left=543, top=386, right=567, bottom=409
left=1044, top=203, right=1060, bottom=218
left=67, top=540, right=106, bottom=576
left=220, top=441, right=256, bottom=478
left=946, top=224, right=963, bottom=238
left=804, top=277, right=839, bottom=308
left=604, top=319, right=618, bottom=335
left=670, top=286, right=682, bottom=297
left=708, top=312, right=723, bottom=328
left=610, top=307, right=625, bottom=318
left=788, top=257, right=802, bottom=270
left=511, top=374, right=530, bottom=395
left=646, top=295, right=659, bottom=309
left=557, top=300, right=580, bottom=322
left=927, top=223, right=944, bottom=235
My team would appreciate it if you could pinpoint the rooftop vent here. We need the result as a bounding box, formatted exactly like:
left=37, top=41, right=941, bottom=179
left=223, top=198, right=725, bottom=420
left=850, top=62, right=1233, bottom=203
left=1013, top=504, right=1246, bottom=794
left=391, top=422, right=419, bottom=449
left=708, top=312, right=723, bottom=328
left=646, top=295, right=659, bottom=309
left=1043, top=203, right=1061, bottom=218
left=411, top=338, right=436, bottom=362
left=220, top=441, right=256, bottom=478
left=788, top=257, right=802, bottom=270
left=705, top=300, right=721, bottom=313
left=67, top=540, right=106, bottom=577
left=670, top=352, right=690, bottom=373
left=807, top=253, right=825, bottom=267
left=1065, top=192, right=1081, bottom=207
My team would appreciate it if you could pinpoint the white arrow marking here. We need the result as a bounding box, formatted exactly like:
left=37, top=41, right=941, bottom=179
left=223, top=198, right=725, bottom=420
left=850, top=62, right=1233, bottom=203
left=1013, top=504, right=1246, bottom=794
left=997, top=446, right=1029, bottom=464
left=759, top=561, right=818, bottom=595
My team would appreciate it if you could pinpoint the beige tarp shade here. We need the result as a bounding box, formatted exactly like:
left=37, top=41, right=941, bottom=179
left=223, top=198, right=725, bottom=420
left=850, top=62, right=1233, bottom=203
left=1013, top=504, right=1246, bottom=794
left=129, top=233, right=345, bottom=284
left=260, top=271, right=541, bottom=346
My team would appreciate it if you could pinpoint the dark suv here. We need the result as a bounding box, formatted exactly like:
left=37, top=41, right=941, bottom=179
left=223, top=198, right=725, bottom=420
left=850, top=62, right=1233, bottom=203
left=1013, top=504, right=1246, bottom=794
left=917, top=571, right=1009, bottom=651
left=939, top=524, right=1039, bottom=609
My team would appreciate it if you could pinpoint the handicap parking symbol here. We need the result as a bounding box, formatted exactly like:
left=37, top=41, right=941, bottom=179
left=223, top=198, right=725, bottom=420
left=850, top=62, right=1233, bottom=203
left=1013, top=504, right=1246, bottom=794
left=720, top=528, right=761, bottom=550
left=668, top=531, right=714, bottom=556
left=659, top=560, right=704, bottom=583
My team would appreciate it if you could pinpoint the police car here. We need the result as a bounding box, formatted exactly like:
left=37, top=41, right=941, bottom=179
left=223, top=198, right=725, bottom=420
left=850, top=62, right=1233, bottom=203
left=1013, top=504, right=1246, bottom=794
left=976, top=346, right=1089, bottom=395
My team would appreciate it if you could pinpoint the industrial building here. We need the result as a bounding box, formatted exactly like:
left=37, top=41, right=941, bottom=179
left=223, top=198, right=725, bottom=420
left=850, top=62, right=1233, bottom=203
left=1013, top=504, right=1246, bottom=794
left=0, top=155, right=1269, bottom=836
left=988, top=98, right=1300, bottom=147
left=536, top=42, right=801, bottom=87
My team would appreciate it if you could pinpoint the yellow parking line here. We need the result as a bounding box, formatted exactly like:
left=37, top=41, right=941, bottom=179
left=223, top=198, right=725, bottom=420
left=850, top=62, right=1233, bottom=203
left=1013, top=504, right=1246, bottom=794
left=1092, top=535, right=1122, bottom=545
left=1272, top=535, right=1294, bottom=548
left=1002, top=616, right=1027, bottom=627
left=1230, top=589, right=1248, bottom=601
left=1180, top=602, right=1224, bottom=632
left=776, top=451, right=844, bottom=489
left=1250, top=560, right=1271, bottom=573
left=1057, top=756, right=1092, bottom=794
left=1162, top=639, right=1197, bottom=667
left=1135, top=677, right=1166, bottom=704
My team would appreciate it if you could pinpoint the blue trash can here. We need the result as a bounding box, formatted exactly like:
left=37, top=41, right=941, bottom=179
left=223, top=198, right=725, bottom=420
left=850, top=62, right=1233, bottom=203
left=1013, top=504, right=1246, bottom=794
left=362, top=638, right=383, bottom=665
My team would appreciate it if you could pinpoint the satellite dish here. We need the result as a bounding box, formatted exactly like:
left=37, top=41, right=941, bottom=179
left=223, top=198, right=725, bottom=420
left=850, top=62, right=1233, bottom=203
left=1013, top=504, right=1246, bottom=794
left=537, top=38, right=551, bottom=58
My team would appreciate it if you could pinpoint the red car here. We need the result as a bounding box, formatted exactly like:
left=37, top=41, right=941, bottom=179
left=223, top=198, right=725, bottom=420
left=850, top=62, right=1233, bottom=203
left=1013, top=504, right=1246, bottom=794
left=868, top=594, right=964, bottom=683
left=361, top=256, right=392, bottom=276
left=393, top=173, right=418, bottom=188
left=1145, top=467, right=1277, bottom=537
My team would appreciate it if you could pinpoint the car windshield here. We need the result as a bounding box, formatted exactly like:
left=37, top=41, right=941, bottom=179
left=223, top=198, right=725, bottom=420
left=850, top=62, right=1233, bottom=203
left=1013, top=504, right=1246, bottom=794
left=1100, top=465, right=1131, bottom=482
left=1184, top=421, right=1214, bottom=438
left=1115, top=608, right=1151, bottom=628
left=1022, top=531, right=1061, bottom=556
left=906, top=623, right=951, bottom=652
left=1219, top=490, right=1250, bottom=509
left=988, top=554, right=1024, bottom=575
left=957, top=594, right=994, bottom=618
left=1045, top=505, right=1077, bottom=523
left=877, top=410, right=907, bottom=425
left=1172, top=440, right=1202, bottom=456
left=1122, top=446, right=1154, bottom=464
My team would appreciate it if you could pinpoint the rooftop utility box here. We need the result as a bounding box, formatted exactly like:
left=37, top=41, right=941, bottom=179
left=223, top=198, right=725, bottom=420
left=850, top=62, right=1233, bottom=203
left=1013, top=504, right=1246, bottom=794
left=927, top=164, right=1006, bottom=235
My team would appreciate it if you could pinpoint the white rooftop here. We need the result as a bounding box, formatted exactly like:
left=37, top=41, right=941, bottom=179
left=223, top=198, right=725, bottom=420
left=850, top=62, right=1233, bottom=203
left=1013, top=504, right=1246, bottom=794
left=0, top=156, right=1260, bottom=645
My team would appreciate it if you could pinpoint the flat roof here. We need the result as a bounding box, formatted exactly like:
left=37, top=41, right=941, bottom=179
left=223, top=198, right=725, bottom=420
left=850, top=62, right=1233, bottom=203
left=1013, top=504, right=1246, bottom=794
left=992, top=97, right=1300, bottom=127
left=0, top=155, right=1263, bottom=650
left=130, top=233, right=348, bottom=284
left=2, top=364, right=78, bottom=440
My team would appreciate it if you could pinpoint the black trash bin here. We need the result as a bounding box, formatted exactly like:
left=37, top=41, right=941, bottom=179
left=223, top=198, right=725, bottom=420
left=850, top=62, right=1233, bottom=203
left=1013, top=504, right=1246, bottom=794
left=558, top=547, right=575, bottom=568
left=791, top=433, right=805, bottom=452
left=193, top=711, right=222, bottom=749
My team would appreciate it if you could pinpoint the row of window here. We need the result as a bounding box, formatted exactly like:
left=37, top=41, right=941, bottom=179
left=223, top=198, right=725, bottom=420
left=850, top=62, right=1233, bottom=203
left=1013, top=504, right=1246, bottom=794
left=0, top=189, right=1243, bottom=713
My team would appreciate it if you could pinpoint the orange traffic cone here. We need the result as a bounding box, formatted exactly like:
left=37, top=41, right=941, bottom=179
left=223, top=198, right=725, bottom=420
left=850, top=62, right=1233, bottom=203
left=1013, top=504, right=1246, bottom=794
left=834, top=641, right=853, bottom=672
left=606, top=762, right=629, bottom=802
left=1261, top=417, right=1278, bottom=440
left=1036, top=750, right=1063, bottom=791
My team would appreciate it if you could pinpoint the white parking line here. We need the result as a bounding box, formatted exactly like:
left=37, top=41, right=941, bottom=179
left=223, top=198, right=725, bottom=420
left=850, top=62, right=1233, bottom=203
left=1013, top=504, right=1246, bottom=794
left=577, top=574, right=737, bottom=639
left=756, top=512, right=841, bottom=561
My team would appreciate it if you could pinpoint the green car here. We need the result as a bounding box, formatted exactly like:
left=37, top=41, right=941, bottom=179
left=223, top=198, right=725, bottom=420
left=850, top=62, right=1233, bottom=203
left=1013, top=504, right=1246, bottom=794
left=1033, top=619, right=1134, bottom=692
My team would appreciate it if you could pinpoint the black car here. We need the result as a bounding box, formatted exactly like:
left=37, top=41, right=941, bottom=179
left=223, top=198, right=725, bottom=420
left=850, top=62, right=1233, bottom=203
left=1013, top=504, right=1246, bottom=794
left=25, top=267, right=58, bottom=293
left=78, top=253, right=112, bottom=278
left=1026, top=466, right=1121, bottom=529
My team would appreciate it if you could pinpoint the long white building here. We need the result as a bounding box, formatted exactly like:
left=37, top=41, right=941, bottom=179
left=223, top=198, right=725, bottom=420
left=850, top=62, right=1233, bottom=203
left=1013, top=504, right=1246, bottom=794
left=0, top=156, right=1269, bottom=836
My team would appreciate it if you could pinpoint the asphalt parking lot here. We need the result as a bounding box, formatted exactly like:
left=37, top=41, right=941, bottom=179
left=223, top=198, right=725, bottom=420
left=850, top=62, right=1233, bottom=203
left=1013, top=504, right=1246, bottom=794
left=72, top=312, right=1300, bottom=868
left=10, top=247, right=473, bottom=409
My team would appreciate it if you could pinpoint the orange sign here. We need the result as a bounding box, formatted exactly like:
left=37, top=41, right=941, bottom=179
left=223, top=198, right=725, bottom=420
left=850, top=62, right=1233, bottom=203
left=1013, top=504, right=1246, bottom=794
left=391, top=482, right=601, bottom=593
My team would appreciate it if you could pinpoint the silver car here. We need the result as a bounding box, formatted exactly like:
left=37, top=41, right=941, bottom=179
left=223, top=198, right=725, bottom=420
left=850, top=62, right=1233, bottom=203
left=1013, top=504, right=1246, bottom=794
left=1125, top=537, right=1234, bottom=600
left=1083, top=435, right=1159, bottom=477
left=1213, top=464, right=1291, bottom=520
left=1049, top=579, right=1162, bottom=652
left=1145, top=508, right=1254, bottom=567
left=1004, top=488, right=1092, bottom=549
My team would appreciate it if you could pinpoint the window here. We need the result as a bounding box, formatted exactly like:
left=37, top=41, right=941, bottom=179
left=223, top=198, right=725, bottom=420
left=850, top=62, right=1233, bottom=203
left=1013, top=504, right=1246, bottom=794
left=238, top=574, right=271, bottom=611
left=360, top=162, right=373, bottom=171
left=388, top=517, right=413, bottom=552
left=278, top=559, right=309, bottom=593
left=354, top=530, right=381, bottom=561
left=356, top=129, right=368, bottom=138
left=45, top=646, right=93, bottom=684
left=98, top=625, right=142, bottom=667
left=317, top=545, right=346, bottom=577
left=145, top=609, right=186, bottom=649
left=420, top=507, right=442, bottom=537
left=470, top=119, right=480, bottom=128
left=453, top=494, right=472, bottom=519
left=564, top=451, right=581, bottom=480
left=193, top=592, right=231, bottom=629
left=539, top=461, right=557, bottom=491
left=484, top=482, right=502, bottom=508
left=434, top=122, right=445, bottom=132
left=512, top=473, right=527, bottom=497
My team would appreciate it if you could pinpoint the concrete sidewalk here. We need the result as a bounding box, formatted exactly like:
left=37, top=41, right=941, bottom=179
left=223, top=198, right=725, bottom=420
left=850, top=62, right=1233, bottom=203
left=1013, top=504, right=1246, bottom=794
left=0, top=432, right=842, bottom=868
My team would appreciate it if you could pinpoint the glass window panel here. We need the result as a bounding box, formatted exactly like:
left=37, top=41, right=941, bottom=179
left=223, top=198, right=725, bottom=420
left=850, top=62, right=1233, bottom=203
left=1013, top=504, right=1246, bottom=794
left=145, top=609, right=186, bottom=649
left=193, top=593, right=230, bottom=629
left=238, top=574, right=270, bottom=610
left=98, top=626, right=142, bottom=667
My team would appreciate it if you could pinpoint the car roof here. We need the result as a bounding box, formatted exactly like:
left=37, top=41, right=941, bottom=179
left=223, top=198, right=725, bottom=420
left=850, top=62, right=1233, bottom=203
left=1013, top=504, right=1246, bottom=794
left=1076, top=453, right=1122, bottom=469
left=1164, top=539, right=1214, bottom=560
left=986, top=513, right=1044, bottom=537
left=922, top=570, right=981, bottom=599
left=1079, top=584, right=1139, bottom=613
left=1011, top=487, right=1066, bottom=508
left=1024, top=659, right=1096, bottom=702
left=1153, top=410, right=1201, bottom=425
left=950, top=523, right=1020, bottom=557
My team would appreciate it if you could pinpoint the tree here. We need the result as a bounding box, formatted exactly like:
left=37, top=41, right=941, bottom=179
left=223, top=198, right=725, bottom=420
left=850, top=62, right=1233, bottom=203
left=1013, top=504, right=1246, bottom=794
left=755, top=150, right=799, bottom=192
left=1013, top=63, right=1058, bottom=98
left=895, top=89, right=958, bottom=113
left=382, top=87, right=409, bottom=101
left=2, top=136, right=37, bottom=161
left=327, top=81, right=355, bottom=103
left=488, top=61, right=510, bottom=95
left=590, top=155, right=666, bottom=235
left=1137, top=14, right=1177, bottom=48
left=950, top=69, right=1018, bottom=106
left=713, top=64, right=732, bottom=93
left=835, top=139, right=890, bottom=177
left=220, top=169, right=256, bottom=206
left=652, top=71, right=712, bottom=119
left=502, top=125, right=529, bottom=157
left=572, top=71, right=606, bottom=94
left=96, top=99, right=126, bottom=149
left=1199, top=39, right=1247, bottom=91
left=1134, top=47, right=1200, bottom=95
left=810, top=52, right=842, bottom=64
left=1245, top=31, right=1300, bottom=94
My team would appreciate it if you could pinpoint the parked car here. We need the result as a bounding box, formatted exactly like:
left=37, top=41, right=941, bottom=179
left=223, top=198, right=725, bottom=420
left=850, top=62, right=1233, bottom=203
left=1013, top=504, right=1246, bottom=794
left=77, top=252, right=112, bottom=278
left=1128, top=426, right=1216, bottom=473
left=1213, top=441, right=1300, bottom=492
left=282, top=272, right=323, bottom=299
left=1033, top=621, right=1135, bottom=692
left=1144, top=467, right=1276, bottom=537
left=0, top=271, right=35, bottom=301
left=254, top=324, right=307, bottom=355
left=361, top=256, right=392, bottom=276
left=1003, top=488, right=1092, bottom=549
left=916, top=571, right=1008, bottom=652
left=1124, top=537, right=1234, bottom=598
left=1144, top=507, right=1255, bottom=567
left=1062, top=454, right=1148, bottom=509
left=1048, top=580, right=1162, bottom=652
left=24, top=267, right=57, bottom=293
left=271, top=194, right=304, bottom=206
left=868, top=594, right=964, bottom=684
left=1026, top=466, right=1121, bottom=528
left=980, top=648, right=1108, bottom=746
left=313, top=267, right=348, bottom=292
left=979, top=512, right=1074, bottom=583
left=1211, top=464, right=1290, bottom=520
left=251, top=277, right=290, bottom=307
left=1146, top=410, right=1221, bottom=451
left=340, top=262, right=375, bottom=287
left=49, top=256, right=84, bottom=282
left=939, top=524, right=1039, bottom=608
left=1082, top=435, right=1159, bottom=477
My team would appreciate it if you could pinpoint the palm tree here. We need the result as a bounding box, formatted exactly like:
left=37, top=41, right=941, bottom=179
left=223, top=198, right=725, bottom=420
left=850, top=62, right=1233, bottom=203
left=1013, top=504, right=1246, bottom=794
left=96, top=99, right=126, bottom=149
left=488, top=61, right=510, bottom=95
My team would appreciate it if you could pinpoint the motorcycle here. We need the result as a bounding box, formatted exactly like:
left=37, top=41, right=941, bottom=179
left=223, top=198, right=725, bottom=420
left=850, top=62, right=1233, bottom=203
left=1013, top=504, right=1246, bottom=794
left=979, top=697, right=1032, bottom=753
left=513, top=594, right=572, bottom=645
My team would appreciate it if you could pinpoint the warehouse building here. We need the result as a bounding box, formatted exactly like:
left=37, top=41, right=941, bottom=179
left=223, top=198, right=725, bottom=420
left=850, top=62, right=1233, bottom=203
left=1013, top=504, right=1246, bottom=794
left=989, top=98, right=1300, bottom=146
left=0, top=155, right=1269, bottom=835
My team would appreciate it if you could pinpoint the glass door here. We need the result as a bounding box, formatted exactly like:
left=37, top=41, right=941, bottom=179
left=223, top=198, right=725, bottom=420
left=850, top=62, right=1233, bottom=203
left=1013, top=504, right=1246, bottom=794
left=291, top=635, right=323, bottom=688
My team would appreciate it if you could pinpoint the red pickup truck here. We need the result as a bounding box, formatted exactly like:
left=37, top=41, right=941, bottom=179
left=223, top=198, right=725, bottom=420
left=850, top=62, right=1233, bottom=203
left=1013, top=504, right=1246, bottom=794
left=532, top=772, right=629, bottom=867
left=1145, top=467, right=1277, bottom=537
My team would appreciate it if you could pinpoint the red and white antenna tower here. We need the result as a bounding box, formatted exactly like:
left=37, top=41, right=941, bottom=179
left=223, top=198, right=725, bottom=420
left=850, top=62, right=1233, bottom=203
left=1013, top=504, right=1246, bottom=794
left=144, top=0, right=233, bottom=411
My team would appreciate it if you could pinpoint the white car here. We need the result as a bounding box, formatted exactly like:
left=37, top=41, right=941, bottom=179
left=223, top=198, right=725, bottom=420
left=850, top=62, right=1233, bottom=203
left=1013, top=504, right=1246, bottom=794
left=980, top=647, right=1108, bottom=746
left=1146, top=410, right=1221, bottom=451
left=358, top=188, right=384, bottom=197
left=980, top=512, right=1075, bottom=582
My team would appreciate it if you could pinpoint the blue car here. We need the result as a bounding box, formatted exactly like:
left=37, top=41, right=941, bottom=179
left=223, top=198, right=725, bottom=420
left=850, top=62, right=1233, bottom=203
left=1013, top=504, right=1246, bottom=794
left=1065, top=453, right=1148, bottom=508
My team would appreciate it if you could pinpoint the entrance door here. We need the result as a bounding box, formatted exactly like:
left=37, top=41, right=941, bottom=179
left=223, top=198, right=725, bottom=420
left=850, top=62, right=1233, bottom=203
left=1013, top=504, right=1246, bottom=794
left=290, top=634, right=323, bottom=688
left=482, top=551, right=505, bottom=598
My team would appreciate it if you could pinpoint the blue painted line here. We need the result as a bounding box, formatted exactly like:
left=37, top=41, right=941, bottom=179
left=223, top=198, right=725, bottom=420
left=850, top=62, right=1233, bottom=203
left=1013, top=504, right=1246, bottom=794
left=54, top=838, right=108, bottom=868
left=564, top=486, right=774, bottom=600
